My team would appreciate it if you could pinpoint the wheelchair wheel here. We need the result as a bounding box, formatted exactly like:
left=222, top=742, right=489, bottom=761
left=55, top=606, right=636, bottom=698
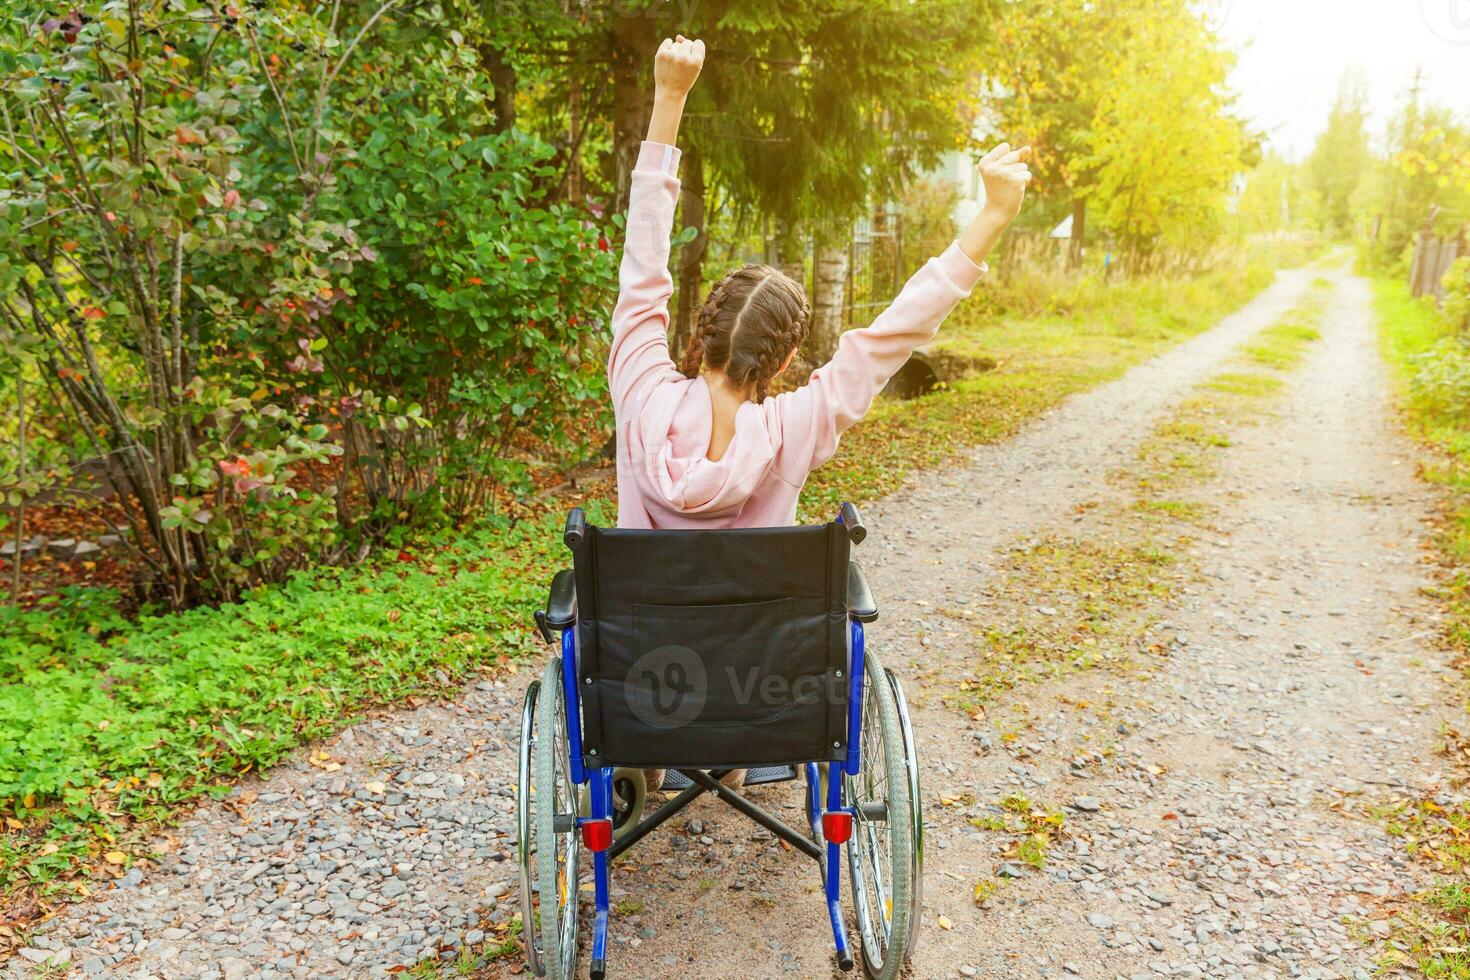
left=845, top=650, right=918, bottom=980
left=520, top=660, right=581, bottom=979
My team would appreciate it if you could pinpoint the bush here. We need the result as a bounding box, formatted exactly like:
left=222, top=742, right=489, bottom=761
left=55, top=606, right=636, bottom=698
left=0, top=4, right=380, bottom=606
left=0, top=6, right=615, bottom=602
left=1410, top=335, right=1470, bottom=424
left=327, top=36, right=617, bottom=519
left=1443, top=256, right=1470, bottom=332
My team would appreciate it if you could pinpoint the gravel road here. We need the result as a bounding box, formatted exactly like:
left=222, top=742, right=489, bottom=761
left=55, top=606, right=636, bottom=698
left=9, top=264, right=1453, bottom=979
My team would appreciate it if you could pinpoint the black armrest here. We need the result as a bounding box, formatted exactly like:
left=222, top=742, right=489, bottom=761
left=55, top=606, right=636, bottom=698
left=536, top=569, right=576, bottom=642
left=847, top=561, right=878, bottom=623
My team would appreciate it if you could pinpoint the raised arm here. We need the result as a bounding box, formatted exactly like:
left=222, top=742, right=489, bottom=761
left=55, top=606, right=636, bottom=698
left=606, top=36, right=706, bottom=409
left=771, top=143, right=1032, bottom=474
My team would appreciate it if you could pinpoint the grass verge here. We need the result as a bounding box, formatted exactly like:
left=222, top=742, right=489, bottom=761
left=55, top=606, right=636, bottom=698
left=0, top=504, right=612, bottom=932
left=1367, top=278, right=1470, bottom=977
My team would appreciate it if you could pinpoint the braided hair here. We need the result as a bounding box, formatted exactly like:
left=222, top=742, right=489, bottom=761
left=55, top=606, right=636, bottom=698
left=680, top=265, right=810, bottom=402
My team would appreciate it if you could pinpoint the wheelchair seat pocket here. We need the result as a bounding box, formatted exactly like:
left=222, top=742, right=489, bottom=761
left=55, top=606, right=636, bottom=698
left=627, top=598, right=822, bottom=728
left=585, top=596, right=840, bottom=768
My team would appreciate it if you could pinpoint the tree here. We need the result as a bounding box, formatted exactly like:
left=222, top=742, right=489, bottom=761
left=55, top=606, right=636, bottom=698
left=1306, top=70, right=1370, bottom=239
left=984, top=0, right=1119, bottom=265
left=1083, top=0, right=1246, bottom=268
left=1350, top=73, right=1470, bottom=274
left=473, top=0, right=990, bottom=363
left=1236, top=152, right=1310, bottom=240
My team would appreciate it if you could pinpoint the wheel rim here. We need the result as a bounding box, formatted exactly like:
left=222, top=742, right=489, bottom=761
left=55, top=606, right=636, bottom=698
left=548, top=684, right=580, bottom=967
left=517, top=680, right=544, bottom=975
left=847, top=680, right=897, bottom=972
left=531, top=661, right=580, bottom=979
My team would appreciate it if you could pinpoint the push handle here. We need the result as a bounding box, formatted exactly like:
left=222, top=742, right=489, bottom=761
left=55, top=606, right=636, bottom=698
left=564, top=507, right=587, bottom=549
left=837, top=502, right=866, bottom=544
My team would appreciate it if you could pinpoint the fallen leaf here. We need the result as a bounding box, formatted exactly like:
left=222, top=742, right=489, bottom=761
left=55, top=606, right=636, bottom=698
left=103, top=851, right=126, bottom=865
left=937, top=914, right=954, bottom=930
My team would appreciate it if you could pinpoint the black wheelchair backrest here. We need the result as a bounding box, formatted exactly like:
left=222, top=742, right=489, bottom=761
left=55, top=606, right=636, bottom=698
left=567, top=520, right=852, bottom=770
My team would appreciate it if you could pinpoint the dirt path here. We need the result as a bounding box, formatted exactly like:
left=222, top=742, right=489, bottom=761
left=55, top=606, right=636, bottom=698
left=11, top=264, right=1453, bottom=980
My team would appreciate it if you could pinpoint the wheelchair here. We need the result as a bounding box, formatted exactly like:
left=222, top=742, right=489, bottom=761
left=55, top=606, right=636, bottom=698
left=517, top=503, right=923, bottom=979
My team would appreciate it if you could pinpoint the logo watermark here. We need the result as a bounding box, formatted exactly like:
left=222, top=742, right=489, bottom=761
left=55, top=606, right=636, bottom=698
left=1422, top=0, right=1470, bottom=43
left=622, top=645, right=842, bottom=730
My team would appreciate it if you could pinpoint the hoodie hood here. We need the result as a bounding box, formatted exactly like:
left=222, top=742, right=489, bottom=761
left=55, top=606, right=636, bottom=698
left=628, top=376, right=778, bottom=521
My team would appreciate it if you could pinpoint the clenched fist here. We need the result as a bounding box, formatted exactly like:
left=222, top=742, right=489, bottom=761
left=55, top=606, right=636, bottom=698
left=654, top=34, right=705, bottom=100
left=978, top=142, right=1033, bottom=223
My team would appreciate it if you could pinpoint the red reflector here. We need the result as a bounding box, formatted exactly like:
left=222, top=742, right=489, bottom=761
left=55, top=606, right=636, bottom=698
left=822, top=811, right=853, bottom=845
left=581, top=817, right=613, bottom=852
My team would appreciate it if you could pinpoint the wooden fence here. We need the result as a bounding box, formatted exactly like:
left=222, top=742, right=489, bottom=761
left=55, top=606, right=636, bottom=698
left=1410, top=232, right=1464, bottom=301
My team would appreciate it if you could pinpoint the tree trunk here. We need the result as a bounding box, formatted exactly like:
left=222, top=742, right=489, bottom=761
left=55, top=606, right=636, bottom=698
left=11, top=376, right=23, bottom=604
left=1069, top=197, right=1087, bottom=269
left=776, top=224, right=805, bottom=285
left=674, top=145, right=707, bottom=362
left=565, top=77, right=584, bottom=204
left=809, top=245, right=850, bottom=364
left=479, top=44, right=517, bottom=133
left=610, top=17, right=655, bottom=217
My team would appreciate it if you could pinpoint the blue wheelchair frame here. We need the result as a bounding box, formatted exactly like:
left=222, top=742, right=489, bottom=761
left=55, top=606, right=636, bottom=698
left=547, top=507, right=871, bottom=978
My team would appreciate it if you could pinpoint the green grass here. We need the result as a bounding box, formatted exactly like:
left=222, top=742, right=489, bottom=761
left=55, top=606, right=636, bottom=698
left=1375, top=279, right=1470, bottom=657
left=966, top=793, right=1066, bottom=872
left=1368, top=793, right=1470, bottom=976
left=0, top=504, right=613, bottom=907
left=1200, top=371, right=1284, bottom=398
left=939, top=533, right=1184, bottom=713
left=1132, top=498, right=1212, bottom=523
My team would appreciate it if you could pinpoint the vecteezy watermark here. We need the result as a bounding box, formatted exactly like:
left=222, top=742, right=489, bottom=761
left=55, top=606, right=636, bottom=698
left=622, top=645, right=842, bottom=730
left=1422, top=0, right=1470, bottom=43
left=1201, top=0, right=1235, bottom=35
left=624, top=645, right=708, bottom=730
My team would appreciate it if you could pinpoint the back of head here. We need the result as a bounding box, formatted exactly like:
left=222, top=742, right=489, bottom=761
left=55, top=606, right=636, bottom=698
left=680, top=265, right=810, bottom=402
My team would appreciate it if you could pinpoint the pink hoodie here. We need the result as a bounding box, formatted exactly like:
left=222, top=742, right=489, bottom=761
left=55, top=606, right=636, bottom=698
left=610, top=141, right=987, bottom=529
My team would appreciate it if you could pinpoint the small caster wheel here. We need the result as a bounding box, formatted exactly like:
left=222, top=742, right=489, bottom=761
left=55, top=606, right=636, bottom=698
left=579, top=767, right=648, bottom=839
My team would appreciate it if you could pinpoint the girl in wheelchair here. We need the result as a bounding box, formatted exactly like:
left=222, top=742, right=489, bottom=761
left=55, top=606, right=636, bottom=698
left=610, top=36, right=1030, bottom=793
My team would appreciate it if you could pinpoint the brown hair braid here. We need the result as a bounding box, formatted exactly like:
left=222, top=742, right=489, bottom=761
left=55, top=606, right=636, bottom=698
left=679, top=264, right=809, bottom=403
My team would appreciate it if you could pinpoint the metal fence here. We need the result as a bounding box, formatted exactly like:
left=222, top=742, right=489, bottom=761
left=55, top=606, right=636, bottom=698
left=844, top=208, right=905, bottom=326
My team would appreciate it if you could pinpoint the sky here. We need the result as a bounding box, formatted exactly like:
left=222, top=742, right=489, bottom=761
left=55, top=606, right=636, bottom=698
left=1214, top=0, right=1470, bottom=159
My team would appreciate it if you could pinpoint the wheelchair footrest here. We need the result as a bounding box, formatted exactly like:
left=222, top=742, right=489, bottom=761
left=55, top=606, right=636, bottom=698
left=661, top=765, right=797, bottom=791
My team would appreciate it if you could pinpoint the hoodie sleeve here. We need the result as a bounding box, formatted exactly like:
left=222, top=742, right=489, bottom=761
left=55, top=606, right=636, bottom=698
left=770, top=242, right=987, bottom=478
left=607, top=141, right=685, bottom=414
